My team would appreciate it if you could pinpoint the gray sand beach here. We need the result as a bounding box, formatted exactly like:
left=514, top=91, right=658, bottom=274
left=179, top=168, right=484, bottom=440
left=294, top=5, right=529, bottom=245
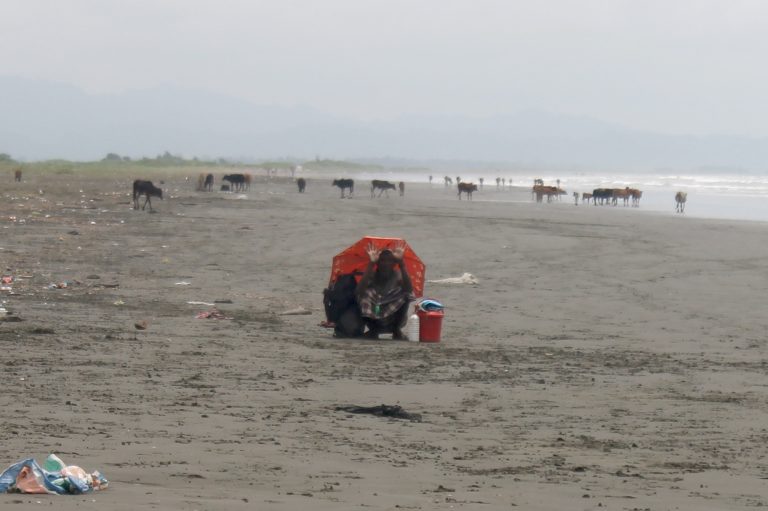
left=2, top=171, right=767, bottom=510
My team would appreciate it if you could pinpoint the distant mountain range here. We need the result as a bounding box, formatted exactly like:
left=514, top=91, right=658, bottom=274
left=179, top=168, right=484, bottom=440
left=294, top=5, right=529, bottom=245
left=1, top=75, right=767, bottom=170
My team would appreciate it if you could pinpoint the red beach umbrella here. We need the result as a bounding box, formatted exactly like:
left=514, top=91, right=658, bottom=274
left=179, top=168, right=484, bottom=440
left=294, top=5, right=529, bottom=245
left=330, top=236, right=425, bottom=298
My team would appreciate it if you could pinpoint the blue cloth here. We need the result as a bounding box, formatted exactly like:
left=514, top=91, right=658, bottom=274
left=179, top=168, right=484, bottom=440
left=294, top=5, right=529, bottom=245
left=417, top=299, right=444, bottom=312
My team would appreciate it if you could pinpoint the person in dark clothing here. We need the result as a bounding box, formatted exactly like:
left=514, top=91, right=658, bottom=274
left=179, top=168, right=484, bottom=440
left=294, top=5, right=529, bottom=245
left=355, top=241, right=414, bottom=340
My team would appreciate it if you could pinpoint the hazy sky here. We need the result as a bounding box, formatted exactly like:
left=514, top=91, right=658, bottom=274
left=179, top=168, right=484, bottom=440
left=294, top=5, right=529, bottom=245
left=3, top=0, right=766, bottom=136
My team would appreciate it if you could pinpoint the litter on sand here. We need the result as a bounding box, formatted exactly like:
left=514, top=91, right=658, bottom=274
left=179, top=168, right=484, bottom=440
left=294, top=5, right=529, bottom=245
left=279, top=307, right=312, bottom=316
left=195, top=308, right=232, bottom=320
left=47, top=280, right=78, bottom=289
left=0, top=454, right=108, bottom=494
left=187, top=301, right=215, bottom=306
left=427, top=273, right=478, bottom=285
left=335, top=404, right=422, bottom=422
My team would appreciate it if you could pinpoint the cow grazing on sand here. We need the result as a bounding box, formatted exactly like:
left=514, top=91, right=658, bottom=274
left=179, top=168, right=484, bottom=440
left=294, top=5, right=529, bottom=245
left=582, top=192, right=593, bottom=204
left=14, top=169, right=22, bottom=182
left=371, top=180, right=396, bottom=198
left=297, top=177, right=306, bottom=193
left=458, top=182, right=478, bottom=200
left=132, top=180, right=163, bottom=211
left=675, top=191, right=687, bottom=213
left=332, top=178, right=354, bottom=198
left=223, top=174, right=246, bottom=192
left=398, top=181, right=405, bottom=196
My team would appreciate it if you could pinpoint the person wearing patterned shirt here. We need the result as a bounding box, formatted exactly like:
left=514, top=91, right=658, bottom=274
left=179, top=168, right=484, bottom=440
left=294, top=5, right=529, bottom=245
left=356, top=241, right=414, bottom=340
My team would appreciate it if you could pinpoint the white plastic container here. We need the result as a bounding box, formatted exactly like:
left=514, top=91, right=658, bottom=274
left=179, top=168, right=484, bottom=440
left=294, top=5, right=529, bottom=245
left=407, top=312, right=420, bottom=342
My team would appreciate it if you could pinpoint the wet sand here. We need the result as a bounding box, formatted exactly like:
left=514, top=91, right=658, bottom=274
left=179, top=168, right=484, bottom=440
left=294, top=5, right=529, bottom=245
left=1, top=171, right=767, bottom=510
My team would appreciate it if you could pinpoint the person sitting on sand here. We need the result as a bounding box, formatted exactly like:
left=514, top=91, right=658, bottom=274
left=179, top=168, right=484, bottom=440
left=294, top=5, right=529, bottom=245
left=356, top=241, right=414, bottom=340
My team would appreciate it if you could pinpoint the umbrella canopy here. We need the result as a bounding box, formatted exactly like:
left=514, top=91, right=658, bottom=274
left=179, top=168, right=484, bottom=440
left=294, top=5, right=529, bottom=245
left=330, top=236, right=425, bottom=297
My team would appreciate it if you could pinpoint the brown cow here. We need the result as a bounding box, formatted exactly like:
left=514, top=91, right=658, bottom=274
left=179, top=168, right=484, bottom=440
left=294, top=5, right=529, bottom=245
left=398, top=181, right=405, bottom=197
left=458, top=182, right=478, bottom=200
left=629, top=188, right=643, bottom=207
left=582, top=192, right=593, bottom=204
left=14, top=169, right=22, bottom=182
left=371, top=180, right=396, bottom=198
left=611, top=187, right=631, bottom=206
left=532, top=185, right=563, bottom=203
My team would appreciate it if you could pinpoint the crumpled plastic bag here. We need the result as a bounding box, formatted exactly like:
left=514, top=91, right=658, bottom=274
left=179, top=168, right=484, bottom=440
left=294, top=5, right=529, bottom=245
left=0, top=454, right=108, bottom=495
left=427, top=273, right=478, bottom=285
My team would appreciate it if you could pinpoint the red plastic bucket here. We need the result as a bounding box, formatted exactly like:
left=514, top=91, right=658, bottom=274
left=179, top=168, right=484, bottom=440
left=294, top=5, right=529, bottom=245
left=417, top=309, right=444, bottom=343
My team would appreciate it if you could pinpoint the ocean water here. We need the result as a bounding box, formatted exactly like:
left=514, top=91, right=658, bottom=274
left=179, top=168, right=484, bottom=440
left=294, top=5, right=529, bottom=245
left=347, top=170, right=768, bottom=224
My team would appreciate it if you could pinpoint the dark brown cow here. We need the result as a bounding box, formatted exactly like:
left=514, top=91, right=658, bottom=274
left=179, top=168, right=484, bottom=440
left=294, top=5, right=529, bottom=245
left=297, top=177, right=306, bottom=193
left=458, top=182, right=478, bottom=200
left=223, top=174, right=246, bottom=192
left=371, top=180, right=396, bottom=198
left=332, top=179, right=354, bottom=198
left=592, top=188, right=613, bottom=205
left=14, top=169, right=22, bottom=182
left=132, top=180, right=163, bottom=211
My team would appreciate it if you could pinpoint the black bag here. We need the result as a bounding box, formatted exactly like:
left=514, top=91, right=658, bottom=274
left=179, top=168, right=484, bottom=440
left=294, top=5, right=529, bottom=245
left=323, top=273, right=363, bottom=337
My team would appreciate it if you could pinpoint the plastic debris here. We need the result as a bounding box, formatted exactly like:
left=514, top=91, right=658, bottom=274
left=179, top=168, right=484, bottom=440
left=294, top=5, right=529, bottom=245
left=47, top=281, right=74, bottom=289
left=427, top=273, right=478, bottom=285
left=0, top=454, right=108, bottom=494
left=195, top=308, right=232, bottom=320
left=280, top=307, right=312, bottom=316
left=335, top=404, right=422, bottom=422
